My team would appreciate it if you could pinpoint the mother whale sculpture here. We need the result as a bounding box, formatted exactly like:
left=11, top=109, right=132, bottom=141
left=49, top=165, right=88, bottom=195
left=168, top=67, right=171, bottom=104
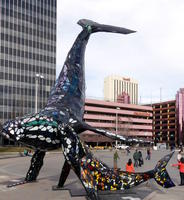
left=1, top=19, right=175, bottom=199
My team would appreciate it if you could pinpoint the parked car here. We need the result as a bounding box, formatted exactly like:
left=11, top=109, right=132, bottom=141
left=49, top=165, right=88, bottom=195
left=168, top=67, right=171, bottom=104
left=116, top=144, right=129, bottom=150
left=94, top=146, right=104, bottom=150
left=157, top=143, right=167, bottom=149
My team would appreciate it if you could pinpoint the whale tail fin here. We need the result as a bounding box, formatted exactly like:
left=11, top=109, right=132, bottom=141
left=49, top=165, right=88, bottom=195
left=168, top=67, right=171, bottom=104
left=77, top=19, right=136, bottom=34
left=147, top=152, right=175, bottom=188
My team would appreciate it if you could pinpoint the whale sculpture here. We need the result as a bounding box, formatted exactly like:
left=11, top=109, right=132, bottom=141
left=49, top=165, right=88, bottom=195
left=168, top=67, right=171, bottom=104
left=1, top=19, right=175, bottom=199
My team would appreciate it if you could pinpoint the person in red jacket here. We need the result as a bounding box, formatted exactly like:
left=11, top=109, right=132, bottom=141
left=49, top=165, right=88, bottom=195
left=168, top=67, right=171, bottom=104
left=171, top=157, right=184, bottom=186
left=126, top=158, right=135, bottom=173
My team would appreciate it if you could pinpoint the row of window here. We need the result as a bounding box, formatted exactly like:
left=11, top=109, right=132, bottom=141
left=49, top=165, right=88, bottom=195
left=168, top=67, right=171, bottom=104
left=1, top=7, right=56, bottom=21
left=0, top=84, right=50, bottom=97
left=0, top=111, right=28, bottom=122
left=0, top=47, right=56, bottom=64
left=1, top=19, right=56, bottom=37
left=1, top=33, right=56, bottom=52
left=0, top=97, right=47, bottom=108
left=1, top=9, right=56, bottom=28
left=2, top=0, right=57, bottom=8
left=0, top=60, right=55, bottom=76
left=1, top=26, right=56, bottom=43
left=0, top=72, right=55, bottom=85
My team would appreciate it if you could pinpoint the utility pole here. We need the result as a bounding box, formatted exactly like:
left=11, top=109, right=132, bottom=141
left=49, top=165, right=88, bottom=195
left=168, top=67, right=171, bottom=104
left=115, top=107, right=120, bottom=149
left=35, top=74, right=44, bottom=113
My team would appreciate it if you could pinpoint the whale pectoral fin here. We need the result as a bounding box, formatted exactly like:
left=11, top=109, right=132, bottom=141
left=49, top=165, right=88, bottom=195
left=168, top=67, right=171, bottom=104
left=79, top=122, right=127, bottom=142
left=90, top=128, right=127, bottom=142
left=80, top=122, right=150, bottom=144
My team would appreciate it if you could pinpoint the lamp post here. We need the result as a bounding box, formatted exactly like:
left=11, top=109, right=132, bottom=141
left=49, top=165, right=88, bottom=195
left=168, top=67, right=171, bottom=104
left=115, top=107, right=120, bottom=149
left=35, top=74, right=44, bottom=113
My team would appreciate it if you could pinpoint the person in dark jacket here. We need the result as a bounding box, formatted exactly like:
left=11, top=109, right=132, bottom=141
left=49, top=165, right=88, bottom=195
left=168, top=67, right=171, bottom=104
left=138, top=150, right=144, bottom=167
left=133, top=149, right=139, bottom=167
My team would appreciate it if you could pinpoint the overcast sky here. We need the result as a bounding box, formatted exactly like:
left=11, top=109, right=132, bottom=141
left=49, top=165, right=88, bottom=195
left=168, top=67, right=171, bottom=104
left=56, top=0, right=184, bottom=104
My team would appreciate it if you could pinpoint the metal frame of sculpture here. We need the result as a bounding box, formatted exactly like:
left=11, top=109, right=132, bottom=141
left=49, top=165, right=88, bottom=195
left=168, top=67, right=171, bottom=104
left=1, top=19, right=175, bottom=200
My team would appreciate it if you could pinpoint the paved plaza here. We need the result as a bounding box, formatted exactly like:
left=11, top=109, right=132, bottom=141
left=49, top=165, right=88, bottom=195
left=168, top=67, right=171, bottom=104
left=0, top=149, right=183, bottom=200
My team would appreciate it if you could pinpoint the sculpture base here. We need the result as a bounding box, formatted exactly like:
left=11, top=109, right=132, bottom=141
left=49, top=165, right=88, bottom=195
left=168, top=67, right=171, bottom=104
left=52, top=185, right=65, bottom=191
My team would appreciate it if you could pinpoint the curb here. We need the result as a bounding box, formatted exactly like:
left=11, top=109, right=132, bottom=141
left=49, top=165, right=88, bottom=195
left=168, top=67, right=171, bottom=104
left=0, top=153, right=23, bottom=160
left=0, top=151, right=62, bottom=160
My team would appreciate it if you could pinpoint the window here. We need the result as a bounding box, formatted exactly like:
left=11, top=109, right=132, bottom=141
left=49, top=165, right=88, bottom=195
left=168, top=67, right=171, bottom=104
left=5, top=60, right=8, bottom=67
left=0, top=59, right=4, bottom=66
left=1, top=46, right=4, bottom=53
left=5, top=47, right=8, bottom=53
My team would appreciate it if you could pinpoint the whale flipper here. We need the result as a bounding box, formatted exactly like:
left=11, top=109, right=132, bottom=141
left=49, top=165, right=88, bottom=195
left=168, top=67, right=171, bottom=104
left=153, top=151, right=175, bottom=188
left=78, top=19, right=136, bottom=34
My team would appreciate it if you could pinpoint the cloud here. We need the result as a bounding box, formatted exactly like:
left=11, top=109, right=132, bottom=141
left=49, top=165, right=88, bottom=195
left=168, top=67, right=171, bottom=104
left=57, top=0, right=184, bottom=103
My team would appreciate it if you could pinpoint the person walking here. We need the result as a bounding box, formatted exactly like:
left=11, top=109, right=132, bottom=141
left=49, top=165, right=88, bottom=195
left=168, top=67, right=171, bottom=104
left=126, top=158, right=135, bottom=173
left=146, top=148, right=151, bottom=160
left=113, top=150, right=119, bottom=174
left=126, top=146, right=130, bottom=156
left=171, top=157, right=184, bottom=186
left=24, top=149, right=28, bottom=156
left=133, top=149, right=139, bottom=167
left=177, top=150, right=182, bottom=162
left=138, top=150, right=144, bottom=167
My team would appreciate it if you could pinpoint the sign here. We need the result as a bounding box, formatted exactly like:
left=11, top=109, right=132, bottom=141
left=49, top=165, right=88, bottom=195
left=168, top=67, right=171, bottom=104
left=134, top=111, right=151, bottom=117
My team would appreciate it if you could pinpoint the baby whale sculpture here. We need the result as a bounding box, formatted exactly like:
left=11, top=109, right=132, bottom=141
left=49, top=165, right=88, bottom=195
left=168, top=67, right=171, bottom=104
left=1, top=19, right=175, bottom=199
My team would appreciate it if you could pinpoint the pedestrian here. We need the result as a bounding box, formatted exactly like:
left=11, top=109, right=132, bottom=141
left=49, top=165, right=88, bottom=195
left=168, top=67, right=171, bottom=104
left=146, top=148, right=151, bottom=160
left=177, top=150, right=182, bottom=162
left=170, top=145, right=174, bottom=151
left=133, top=149, right=139, bottom=167
left=138, top=150, right=144, bottom=167
left=24, top=149, right=28, bottom=156
left=113, top=150, right=119, bottom=173
left=180, top=146, right=183, bottom=152
left=126, top=146, right=130, bottom=156
left=171, top=157, right=184, bottom=186
left=126, top=158, right=135, bottom=173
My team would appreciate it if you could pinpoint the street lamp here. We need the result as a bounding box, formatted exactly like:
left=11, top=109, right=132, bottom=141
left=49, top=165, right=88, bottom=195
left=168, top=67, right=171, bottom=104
left=115, top=107, right=120, bottom=149
left=35, top=74, right=44, bottom=113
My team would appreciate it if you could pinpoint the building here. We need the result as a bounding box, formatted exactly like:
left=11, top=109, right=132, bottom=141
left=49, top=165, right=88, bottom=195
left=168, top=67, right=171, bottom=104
left=81, top=98, right=153, bottom=144
left=176, top=88, right=184, bottom=145
left=104, top=75, right=138, bottom=104
left=152, top=100, right=177, bottom=146
left=0, top=0, right=57, bottom=144
left=117, top=92, right=130, bottom=104
left=152, top=89, right=184, bottom=147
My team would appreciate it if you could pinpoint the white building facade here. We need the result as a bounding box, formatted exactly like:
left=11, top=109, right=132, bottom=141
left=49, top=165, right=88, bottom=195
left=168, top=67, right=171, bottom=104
left=104, top=75, right=138, bottom=104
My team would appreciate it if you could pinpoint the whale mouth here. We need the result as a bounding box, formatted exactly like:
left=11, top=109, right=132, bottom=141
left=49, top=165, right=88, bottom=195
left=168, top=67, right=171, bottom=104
left=1, top=118, right=25, bottom=142
left=1, top=120, right=15, bottom=140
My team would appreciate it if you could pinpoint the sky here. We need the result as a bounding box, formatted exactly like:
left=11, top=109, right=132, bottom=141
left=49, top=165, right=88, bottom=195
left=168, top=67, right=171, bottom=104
left=56, top=0, right=184, bottom=104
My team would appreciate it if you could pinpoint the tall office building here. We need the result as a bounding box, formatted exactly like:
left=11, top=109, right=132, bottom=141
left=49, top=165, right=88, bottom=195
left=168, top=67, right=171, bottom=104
left=104, top=75, right=138, bottom=104
left=0, top=0, right=57, bottom=144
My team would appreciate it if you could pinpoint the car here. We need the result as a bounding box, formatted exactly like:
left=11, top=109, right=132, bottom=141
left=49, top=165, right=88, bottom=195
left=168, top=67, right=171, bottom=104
left=157, top=143, right=167, bottom=149
left=116, top=144, right=129, bottom=150
left=93, top=146, right=104, bottom=150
